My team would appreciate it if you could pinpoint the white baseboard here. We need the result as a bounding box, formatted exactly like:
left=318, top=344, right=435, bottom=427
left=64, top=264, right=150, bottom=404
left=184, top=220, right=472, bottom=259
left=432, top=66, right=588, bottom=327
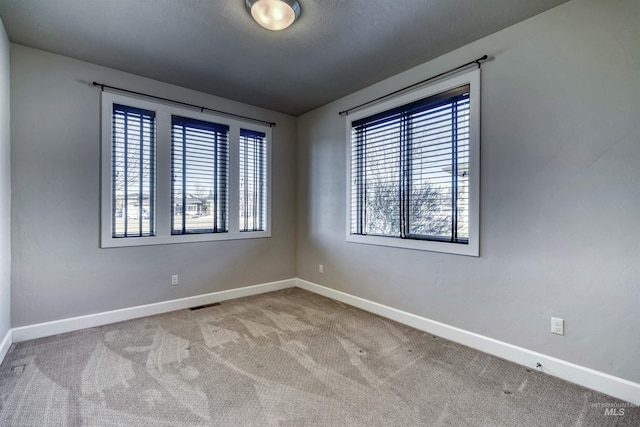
left=11, top=279, right=296, bottom=343
left=296, top=278, right=640, bottom=405
left=7, top=277, right=639, bottom=404
left=0, top=328, right=11, bottom=366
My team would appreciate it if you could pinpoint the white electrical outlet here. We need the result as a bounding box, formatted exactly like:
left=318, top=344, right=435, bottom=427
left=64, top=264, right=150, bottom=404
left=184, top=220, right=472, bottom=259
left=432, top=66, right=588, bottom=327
left=551, top=317, right=564, bottom=335
left=319, top=264, right=324, bottom=274
left=171, top=275, right=179, bottom=286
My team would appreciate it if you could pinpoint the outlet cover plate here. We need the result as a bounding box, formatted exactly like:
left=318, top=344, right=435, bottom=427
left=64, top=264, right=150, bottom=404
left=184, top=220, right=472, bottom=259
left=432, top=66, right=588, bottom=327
left=551, top=317, right=564, bottom=335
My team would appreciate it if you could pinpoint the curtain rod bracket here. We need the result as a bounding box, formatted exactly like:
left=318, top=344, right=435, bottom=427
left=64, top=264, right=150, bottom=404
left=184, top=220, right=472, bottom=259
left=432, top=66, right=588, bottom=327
left=474, top=55, right=488, bottom=68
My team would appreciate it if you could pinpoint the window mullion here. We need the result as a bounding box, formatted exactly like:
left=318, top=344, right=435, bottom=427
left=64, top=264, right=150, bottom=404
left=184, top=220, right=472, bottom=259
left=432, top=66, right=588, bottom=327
left=155, top=112, right=171, bottom=238
left=228, top=126, right=240, bottom=234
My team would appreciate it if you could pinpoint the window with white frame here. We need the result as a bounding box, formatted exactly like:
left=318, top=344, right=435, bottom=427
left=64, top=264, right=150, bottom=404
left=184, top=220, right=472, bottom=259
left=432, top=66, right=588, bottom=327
left=111, top=104, right=156, bottom=238
left=171, top=116, right=229, bottom=235
left=101, top=92, right=271, bottom=248
left=239, top=129, right=267, bottom=232
left=347, top=69, right=480, bottom=256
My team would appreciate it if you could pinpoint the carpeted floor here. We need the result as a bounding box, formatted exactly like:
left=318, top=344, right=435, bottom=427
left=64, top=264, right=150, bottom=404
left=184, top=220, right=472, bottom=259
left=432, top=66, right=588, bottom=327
left=0, top=288, right=638, bottom=426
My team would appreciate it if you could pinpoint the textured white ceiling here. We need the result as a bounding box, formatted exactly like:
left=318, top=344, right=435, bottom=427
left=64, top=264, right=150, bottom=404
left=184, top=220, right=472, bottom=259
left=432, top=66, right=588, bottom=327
left=0, top=0, right=569, bottom=116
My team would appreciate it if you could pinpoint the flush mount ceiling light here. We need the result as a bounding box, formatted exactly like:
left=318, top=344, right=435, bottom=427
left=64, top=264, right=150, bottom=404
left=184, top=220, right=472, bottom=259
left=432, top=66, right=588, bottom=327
left=246, top=0, right=301, bottom=31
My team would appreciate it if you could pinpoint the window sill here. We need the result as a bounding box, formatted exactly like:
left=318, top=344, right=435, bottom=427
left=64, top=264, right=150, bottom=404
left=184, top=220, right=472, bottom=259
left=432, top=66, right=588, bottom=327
left=101, top=230, right=271, bottom=248
left=346, top=234, right=478, bottom=257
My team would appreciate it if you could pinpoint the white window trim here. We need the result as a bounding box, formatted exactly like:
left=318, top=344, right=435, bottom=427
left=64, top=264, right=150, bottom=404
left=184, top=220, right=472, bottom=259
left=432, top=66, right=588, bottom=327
left=101, top=92, right=272, bottom=248
left=345, top=69, right=480, bottom=257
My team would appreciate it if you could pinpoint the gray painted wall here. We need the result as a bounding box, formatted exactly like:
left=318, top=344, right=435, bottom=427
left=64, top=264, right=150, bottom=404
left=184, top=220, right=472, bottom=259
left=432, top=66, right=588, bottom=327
left=296, top=0, right=640, bottom=383
left=10, top=45, right=297, bottom=327
left=6, top=0, right=639, bottom=387
left=0, top=19, right=10, bottom=341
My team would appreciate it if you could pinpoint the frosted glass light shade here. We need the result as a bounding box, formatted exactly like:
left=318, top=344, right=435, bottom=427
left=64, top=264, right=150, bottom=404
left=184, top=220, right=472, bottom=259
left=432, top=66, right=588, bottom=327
left=246, top=0, right=301, bottom=31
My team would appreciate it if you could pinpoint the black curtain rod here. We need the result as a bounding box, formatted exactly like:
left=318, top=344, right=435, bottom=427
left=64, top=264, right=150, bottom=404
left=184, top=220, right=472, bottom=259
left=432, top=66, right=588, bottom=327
left=92, top=82, right=276, bottom=127
left=339, top=54, right=488, bottom=117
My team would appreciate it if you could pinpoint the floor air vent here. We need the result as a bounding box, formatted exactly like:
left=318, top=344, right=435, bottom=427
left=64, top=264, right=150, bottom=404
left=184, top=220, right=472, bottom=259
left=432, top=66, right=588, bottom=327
left=189, top=302, right=221, bottom=311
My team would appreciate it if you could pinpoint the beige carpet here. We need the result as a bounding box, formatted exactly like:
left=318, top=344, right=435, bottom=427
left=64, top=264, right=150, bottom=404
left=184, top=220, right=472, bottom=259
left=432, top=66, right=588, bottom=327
left=0, top=288, right=638, bottom=426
